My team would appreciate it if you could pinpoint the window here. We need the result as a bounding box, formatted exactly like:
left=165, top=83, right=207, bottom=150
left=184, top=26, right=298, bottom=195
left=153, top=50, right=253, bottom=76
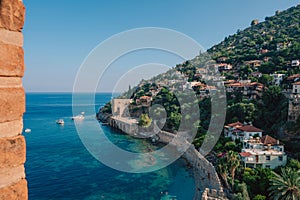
left=279, top=156, right=283, bottom=161
left=266, top=156, right=271, bottom=161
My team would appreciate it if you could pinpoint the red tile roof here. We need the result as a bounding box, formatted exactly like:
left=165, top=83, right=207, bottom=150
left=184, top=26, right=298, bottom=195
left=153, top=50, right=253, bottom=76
left=260, top=135, right=279, bottom=146
left=292, top=81, right=300, bottom=85
left=237, top=125, right=262, bottom=132
left=227, top=121, right=244, bottom=127
left=240, top=152, right=252, bottom=157
left=140, top=96, right=151, bottom=99
left=287, top=74, right=300, bottom=81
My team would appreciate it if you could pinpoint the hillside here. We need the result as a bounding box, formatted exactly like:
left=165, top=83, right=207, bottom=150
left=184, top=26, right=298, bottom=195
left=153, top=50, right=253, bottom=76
left=99, top=5, right=300, bottom=151
left=175, top=5, right=300, bottom=79
left=98, top=5, right=300, bottom=199
left=208, top=5, right=300, bottom=70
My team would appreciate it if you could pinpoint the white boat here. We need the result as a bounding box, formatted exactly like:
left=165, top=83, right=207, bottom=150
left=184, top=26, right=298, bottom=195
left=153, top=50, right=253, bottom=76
left=72, top=114, right=84, bottom=120
left=24, top=128, right=31, bottom=133
left=56, top=119, right=65, bottom=125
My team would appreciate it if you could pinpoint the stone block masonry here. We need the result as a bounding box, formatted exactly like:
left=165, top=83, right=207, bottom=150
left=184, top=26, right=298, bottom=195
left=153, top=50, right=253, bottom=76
left=0, top=0, right=27, bottom=199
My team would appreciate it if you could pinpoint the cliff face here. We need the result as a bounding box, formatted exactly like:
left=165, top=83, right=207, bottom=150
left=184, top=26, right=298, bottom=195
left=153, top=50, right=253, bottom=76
left=96, top=111, right=112, bottom=122
left=0, top=0, right=27, bottom=199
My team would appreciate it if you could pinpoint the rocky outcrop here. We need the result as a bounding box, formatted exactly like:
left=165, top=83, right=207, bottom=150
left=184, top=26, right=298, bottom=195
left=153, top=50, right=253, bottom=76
left=0, top=0, right=27, bottom=199
left=96, top=110, right=112, bottom=122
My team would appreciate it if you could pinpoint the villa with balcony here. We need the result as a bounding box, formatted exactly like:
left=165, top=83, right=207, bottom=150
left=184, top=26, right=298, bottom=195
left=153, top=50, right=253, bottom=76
left=240, top=135, right=287, bottom=169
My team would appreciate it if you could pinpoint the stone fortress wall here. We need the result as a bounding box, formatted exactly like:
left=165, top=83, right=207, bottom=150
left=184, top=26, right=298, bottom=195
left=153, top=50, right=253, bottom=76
left=0, top=0, right=27, bottom=199
left=157, top=131, right=226, bottom=200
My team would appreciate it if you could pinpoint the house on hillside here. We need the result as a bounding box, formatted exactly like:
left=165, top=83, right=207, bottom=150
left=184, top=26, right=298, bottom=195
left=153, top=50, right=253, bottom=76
left=225, top=80, right=265, bottom=99
left=240, top=135, right=287, bottom=169
left=251, top=72, right=262, bottom=78
left=287, top=74, right=300, bottom=83
left=260, top=49, right=269, bottom=54
left=217, top=63, right=233, bottom=71
left=292, top=59, right=300, bottom=67
left=224, top=122, right=263, bottom=141
left=136, top=96, right=152, bottom=106
left=244, top=60, right=262, bottom=68
left=283, top=74, right=300, bottom=93
left=270, top=73, right=285, bottom=86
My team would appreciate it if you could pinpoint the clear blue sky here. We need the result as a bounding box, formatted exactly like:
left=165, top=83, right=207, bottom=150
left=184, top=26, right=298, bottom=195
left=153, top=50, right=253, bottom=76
left=23, top=0, right=300, bottom=92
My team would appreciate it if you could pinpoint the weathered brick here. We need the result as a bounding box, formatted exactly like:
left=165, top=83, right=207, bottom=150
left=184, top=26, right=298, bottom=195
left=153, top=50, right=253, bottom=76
left=0, top=165, right=25, bottom=189
left=0, top=88, right=25, bottom=123
left=0, top=77, right=22, bottom=88
left=0, top=28, right=23, bottom=46
left=0, top=135, right=26, bottom=168
left=0, top=179, right=27, bottom=199
left=0, top=44, right=24, bottom=77
left=0, top=119, right=23, bottom=138
left=0, top=0, right=25, bottom=32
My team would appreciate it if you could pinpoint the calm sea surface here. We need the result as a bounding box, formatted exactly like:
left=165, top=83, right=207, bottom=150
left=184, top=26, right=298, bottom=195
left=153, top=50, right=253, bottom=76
left=24, top=93, right=195, bottom=200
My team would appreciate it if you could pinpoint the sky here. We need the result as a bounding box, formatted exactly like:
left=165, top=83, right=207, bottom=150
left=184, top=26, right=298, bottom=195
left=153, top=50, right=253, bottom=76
left=23, top=0, right=300, bottom=92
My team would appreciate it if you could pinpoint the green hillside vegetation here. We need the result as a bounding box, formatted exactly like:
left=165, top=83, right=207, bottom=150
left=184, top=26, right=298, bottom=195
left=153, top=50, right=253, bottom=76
left=208, top=6, right=300, bottom=74
left=100, top=4, right=300, bottom=142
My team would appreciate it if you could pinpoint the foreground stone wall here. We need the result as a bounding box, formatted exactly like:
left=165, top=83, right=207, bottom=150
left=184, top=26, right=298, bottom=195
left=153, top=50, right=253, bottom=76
left=0, top=0, right=27, bottom=199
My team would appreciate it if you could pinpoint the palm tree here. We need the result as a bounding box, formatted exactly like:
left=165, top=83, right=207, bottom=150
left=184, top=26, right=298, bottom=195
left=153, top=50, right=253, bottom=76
left=217, top=158, right=230, bottom=189
left=268, top=168, right=300, bottom=200
left=227, top=150, right=240, bottom=191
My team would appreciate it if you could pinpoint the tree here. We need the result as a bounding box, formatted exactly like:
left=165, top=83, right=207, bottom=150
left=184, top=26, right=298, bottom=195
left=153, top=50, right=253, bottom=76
left=226, top=102, right=256, bottom=123
left=227, top=151, right=241, bottom=191
left=217, top=158, right=230, bottom=189
left=239, top=65, right=253, bottom=79
left=138, top=113, right=152, bottom=127
left=259, top=62, right=275, bottom=74
left=242, top=168, right=272, bottom=197
left=253, top=195, right=266, bottom=200
left=233, top=183, right=250, bottom=200
left=258, top=74, right=274, bottom=86
left=269, top=168, right=300, bottom=200
left=286, top=159, right=300, bottom=170
left=255, top=85, right=288, bottom=133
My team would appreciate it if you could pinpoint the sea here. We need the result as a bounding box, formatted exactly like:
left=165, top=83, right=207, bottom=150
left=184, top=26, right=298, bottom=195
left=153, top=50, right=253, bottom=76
left=24, top=93, right=195, bottom=200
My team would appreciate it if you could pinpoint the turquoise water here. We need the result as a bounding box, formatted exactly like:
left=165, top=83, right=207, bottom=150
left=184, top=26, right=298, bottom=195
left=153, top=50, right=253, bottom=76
left=24, top=93, right=195, bottom=200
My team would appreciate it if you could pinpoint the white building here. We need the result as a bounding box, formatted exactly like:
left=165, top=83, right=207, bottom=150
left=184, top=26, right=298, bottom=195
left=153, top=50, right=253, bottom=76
left=292, top=60, right=300, bottom=67
left=240, top=135, right=287, bottom=169
left=270, top=74, right=285, bottom=86
left=292, top=81, right=300, bottom=94
left=217, top=63, right=233, bottom=71
left=224, top=122, right=263, bottom=141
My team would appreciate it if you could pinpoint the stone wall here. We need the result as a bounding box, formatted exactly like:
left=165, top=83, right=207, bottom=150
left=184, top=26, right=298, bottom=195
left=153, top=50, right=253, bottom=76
left=0, top=0, right=27, bottom=199
left=157, top=131, right=226, bottom=200
left=201, top=188, right=226, bottom=200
